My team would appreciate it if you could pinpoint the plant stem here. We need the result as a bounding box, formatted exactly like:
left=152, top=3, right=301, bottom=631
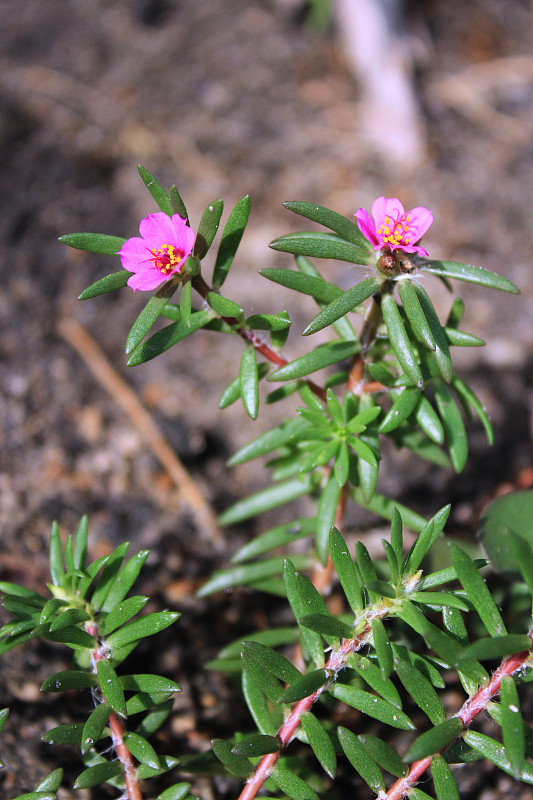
left=385, top=632, right=533, bottom=800
left=191, top=275, right=327, bottom=402
left=237, top=600, right=393, bottom=800
left=87, top=623, right=144, bottom=800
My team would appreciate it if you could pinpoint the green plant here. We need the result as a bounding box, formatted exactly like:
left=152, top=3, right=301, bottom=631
left=3, top=166, right=532, bottom=800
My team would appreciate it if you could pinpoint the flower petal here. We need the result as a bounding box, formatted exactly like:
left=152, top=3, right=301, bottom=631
left=118, top=237, right=152, bottom=272
left=127, top=268, right=167, bottom=292
left=371, top=197, right=404, bottom=227
left=139, top=212, right=177, bottom=247
left=355, top=208, right=380, bottom=247
left=171, top=214, right=196, bottom=256
left=408, top=207, right=433, bottom=240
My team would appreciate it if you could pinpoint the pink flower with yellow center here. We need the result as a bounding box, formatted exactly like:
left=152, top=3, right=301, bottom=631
left=355, top=197, right=433, bottom=256
left=118, top=212, right=195, bottom=292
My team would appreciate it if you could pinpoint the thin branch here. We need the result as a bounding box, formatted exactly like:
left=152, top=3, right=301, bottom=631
left=191, top=275, right=327, bottom=402
left=385, top=632, right=533, bottom=800
left=87, top=623, right=143, bottom=800
left=58, top=317, right=222, bottom=545
left=237, top=600, right=394, bottom=800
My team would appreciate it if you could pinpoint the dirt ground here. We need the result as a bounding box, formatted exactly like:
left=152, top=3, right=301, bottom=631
left=1, top=0, right=533, bottom=798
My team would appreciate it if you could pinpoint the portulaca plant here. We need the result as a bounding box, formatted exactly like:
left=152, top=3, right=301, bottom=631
left=2, top=165, right=533, bottom=800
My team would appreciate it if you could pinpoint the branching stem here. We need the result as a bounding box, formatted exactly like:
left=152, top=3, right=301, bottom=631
left=385, top=631, right=533, bottom=800
left=87, top=623, right=144, bottom=800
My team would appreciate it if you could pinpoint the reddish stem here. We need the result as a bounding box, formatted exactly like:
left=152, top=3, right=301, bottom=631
left=385, top=633, right=533, bottom=800
left=192, top=275, right=327, bottom=402
left=87, top=623, right=144, bottom=800
left=237, top=612, right=391, bottom=800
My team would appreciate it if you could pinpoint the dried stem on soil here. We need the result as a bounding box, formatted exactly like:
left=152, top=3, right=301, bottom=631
left=58, top=317, right=222, bottom=544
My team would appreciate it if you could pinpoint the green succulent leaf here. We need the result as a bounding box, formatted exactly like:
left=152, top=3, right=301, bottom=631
left=212, top=739, right=252, bottom=778
left=301, top=711, right=337, bottom=777
left=282, top=201, right=369, bottom=247
left=194, top=199, right=224, bottom=259
left=59, top=232, right=125, bottom=256
left=421, top=260, right=520, bottom=294
left=81, top=704, right=111, bottom=754
left=337, top=726, right=385, bottom=793
left=242, top=671, right=282, bottom=736
left=231, top=734, right=279, bottom=758
left=414, top=284, right=453, bottom=383
left=259, top=268, right=342, bottom=304
left=126, top=310, right=213, bottom=366
left=73, top=762, right=123, bottom=789
left=450, top=544, right=507, bottom=637
left=270, top=765, right=320, bottom=800
left=212, top=194, right=251, bottom=289
left=395, top=658, right=446, bottom=725
left=329, top=528, right=363, bottom=615
left=500, top=674, right=525, bottom=778
left=303, top=278, right=379, bottom=336
left=358, top=734, right=408, bottom=777
left=431, top=754, right=460, bottom=800
left=284, top=560, right=324, bottom=667
left=138, top=165, right=172, bottom=215
left=218, top=475, right=314, bottom=526
left=464, top=731, right=533, bottom=783
left=240, top=347, right=259, bottom=420
left=381, top=295, right=423, bottom=387
left=269, top=231, right=370, bottom=265
left=404, top=718, right=463, bottom=763
left=97, top=659, right=126, bottom=717
left=398, top=279, right=436, bottom=350
left=346, top=654, right=403, bottom=708
left=281, top=669, right=331, bottom=703
left=329, top=684, right=414, bottom=729
left=371, top=618, right=394, bottom=680
left=105, top=611, right=181, bottom=648
left=379, top=387, right=420, bottom=434
left=268, top=340, right=359, bottom=382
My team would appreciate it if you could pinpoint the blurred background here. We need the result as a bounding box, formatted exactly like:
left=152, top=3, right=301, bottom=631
left=1, top=0, right=533, bottom=796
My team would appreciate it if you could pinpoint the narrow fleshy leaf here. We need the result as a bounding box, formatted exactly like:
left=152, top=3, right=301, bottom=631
left=347, top=654, right=402, bottom=708
left=218, top=475, right=313, bottom=526
left=169, top=184, right=188, bottom=220
left=415, top=396, right=445, bottom=444
left=126, top=310, right=213, bottom=366
left=422, top=260, right=520, bottom=294
left=194, top=199, right=224, bottom=259
left=316, top=472, right=342, bottom=565
left=138, top=165, right=172, bottom=215
left=241, top=640, right=301, bottom=684
left=157, top=783, right=193, bottom=800
left=122, top=732, right=160, bottom=769
left=49, top=522, right=64, bottom=587
left=259, top=268, right=341, bottom=304
left=281, top=669, right=330, bottom=703
left=398, top=279, right=436, bottom=350
left=431, top=754, right=460, bottom=800
left=464, top=731, right=533, bottom=783
left=299, top=614, right=353, bottom=639
left=227, top=417, right=307, bottom=466
left=206, top=291, right=243, bottom=318
left=105, top=611, right=180, bottom=648
left=41, top=670, right=96, bottom=692
left=393, top=645, right=445, bottom=688
left=501, top=674, right=525, bottom=778
left=411, top=591, right=469, bottom=611
left=329, top=684, right=414, bottom=729
left=269, top=231, right=369, bottom=265
left=73, top=763, right=123, bottom=789
left=211, top=739, right=251, bottom=778
left=451, top=544, right=507, bottom=637
left=242, top=671, right=281, bottom=736
left=270, top=765, right=320, bottom=800
left=371, top=618, right=393, bottom=679
left=404, top=504, right=451, bottom=574
left=78, top=271, right=131, bottom=300
left=303, top=278, right=379, bottom=336
left=59, top=232, right=125, bottom=255
left=42, top=724, right=84, bottom=746
left=284, top=560, right=324, bottom=667
left=245, top=313, right=292, bottom=331
left=120, top=674, right=181, bottom=694
left=231, top=734, right=279, bottom=758
left=358, top=734, right=408, bottom=777
left=445, top=328, right=485, bottom=347
left=232, top=516, right=316, bottom=563
left=381, top=295, right=423, bottom=387
left=268, top=340, right=359, bottom=382
left=212, top=194, right=251, bottom=289
left=90, top=542, right=130, bottom=610
left=338, top=726, right=386, bottom=793
left=301, top=711, right=337, bottom=777
left=414, top=284, right=453, bottom=383
left=329, top=528, right=363, bottom=615
left=180, top=278, right=192, bottom=327
left=81, top=704, right=111, bottom=754
left=49, top=608, right=90, bottom=631
left=379, top=387, right=419, bottom=433
left=356, top=541, right=377, bottom=585
left=283, top=201, right=369, bottom=247
left=197, top=555, right=307, bottom=597
left=395, top=658, right=446, bottom=725
left=97, top=660, right=126, bottom=717
left=240, top=347, right=259, bottom=420
left=460, top=634, right=531, bottom=661
left=101, top=550, right=151, bottom=613
left=404, top=718, right=463, bottom=763
left=452, top=376, right=494, bottom=445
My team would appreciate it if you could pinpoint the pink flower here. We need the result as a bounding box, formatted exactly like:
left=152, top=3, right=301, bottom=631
left=355, top=197, right=433, bottom=256
left=118, top=212, right=195, bottom=292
